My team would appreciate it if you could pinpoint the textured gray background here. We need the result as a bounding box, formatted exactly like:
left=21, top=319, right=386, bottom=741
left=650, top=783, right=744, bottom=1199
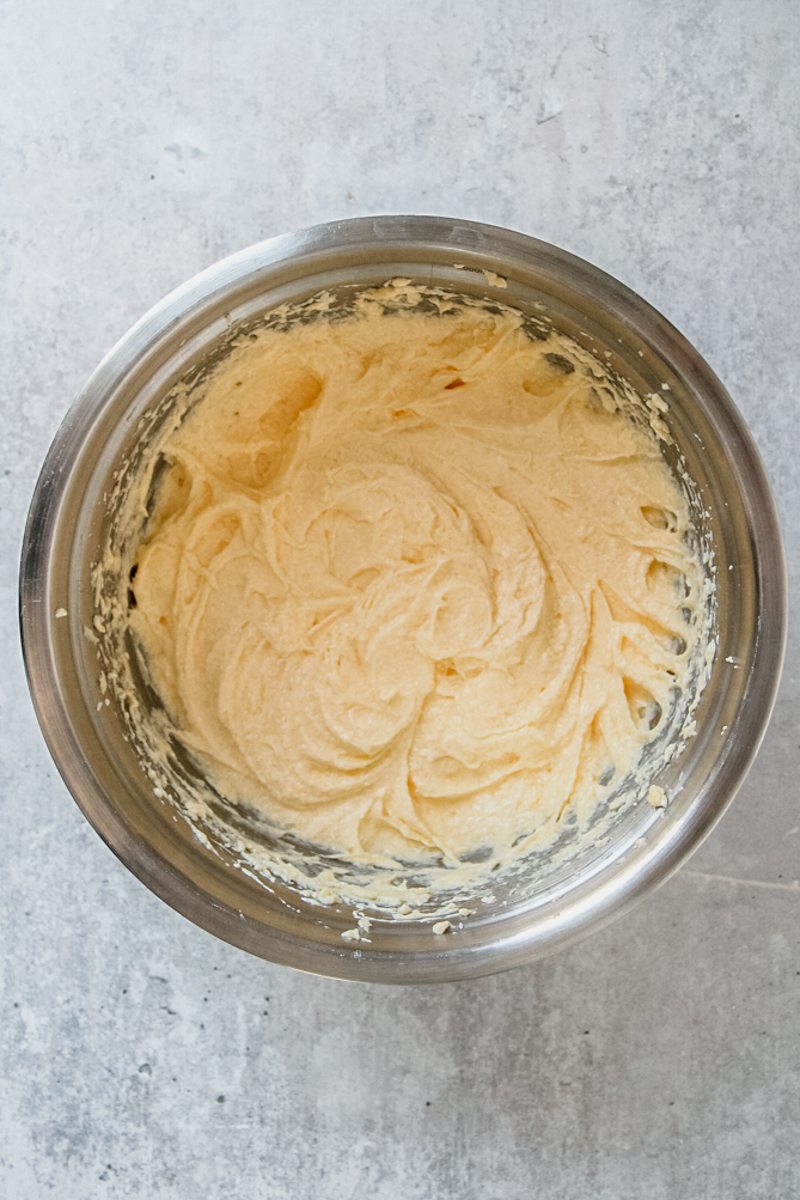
left=2, top=2, right=798, bottom=1197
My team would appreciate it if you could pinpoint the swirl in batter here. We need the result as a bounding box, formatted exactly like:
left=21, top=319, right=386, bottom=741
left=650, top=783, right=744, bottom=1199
left=130, top=290, right=700, bottom=868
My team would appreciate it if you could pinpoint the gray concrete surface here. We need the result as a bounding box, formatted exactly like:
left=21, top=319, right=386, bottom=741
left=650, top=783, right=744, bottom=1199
left=2, top=2, right=798, bottom=1197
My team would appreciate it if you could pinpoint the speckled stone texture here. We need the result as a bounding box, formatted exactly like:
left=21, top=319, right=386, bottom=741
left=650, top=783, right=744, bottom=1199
left=2, top=2, right=798, bottom=1197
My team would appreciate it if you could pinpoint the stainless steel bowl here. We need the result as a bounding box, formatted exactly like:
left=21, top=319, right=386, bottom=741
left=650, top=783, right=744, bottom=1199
left=19, top=216, right=786, bottom=983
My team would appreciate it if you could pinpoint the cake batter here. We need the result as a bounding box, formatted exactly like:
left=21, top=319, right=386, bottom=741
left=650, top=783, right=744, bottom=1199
left=129, top=288, right=700, bottom=869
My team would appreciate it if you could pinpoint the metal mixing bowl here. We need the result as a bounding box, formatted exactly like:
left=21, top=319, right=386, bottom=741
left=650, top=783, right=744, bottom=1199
left=19, top=216, right=786, bottom=983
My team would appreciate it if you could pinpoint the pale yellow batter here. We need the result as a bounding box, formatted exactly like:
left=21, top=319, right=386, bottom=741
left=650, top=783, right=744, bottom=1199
left=129, top=289, right=700, bottom=870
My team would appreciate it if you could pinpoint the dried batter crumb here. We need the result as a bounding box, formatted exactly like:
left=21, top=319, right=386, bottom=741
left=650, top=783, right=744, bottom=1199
left=647, top=785, right=667, bottom=810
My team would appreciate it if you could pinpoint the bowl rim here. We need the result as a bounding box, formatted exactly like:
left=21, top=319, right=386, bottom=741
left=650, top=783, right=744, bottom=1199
left=19, top=215, right=788, bottom=983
